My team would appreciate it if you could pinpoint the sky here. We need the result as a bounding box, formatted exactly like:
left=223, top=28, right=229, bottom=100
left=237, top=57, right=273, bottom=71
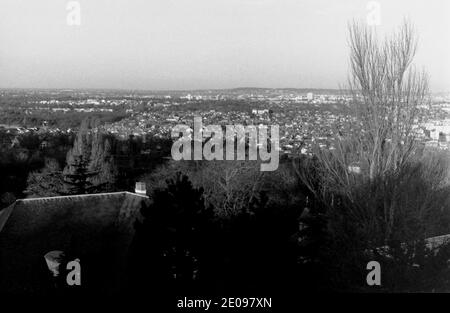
left=0, top=0, right=449, bottom=92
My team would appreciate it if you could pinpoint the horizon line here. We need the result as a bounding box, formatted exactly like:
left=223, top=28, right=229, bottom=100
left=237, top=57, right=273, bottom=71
left=0, top=86, right=448, bottom=94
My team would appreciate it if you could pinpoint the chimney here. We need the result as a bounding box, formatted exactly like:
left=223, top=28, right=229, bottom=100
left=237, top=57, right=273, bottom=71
left=135, top=182, right=147, bottom=195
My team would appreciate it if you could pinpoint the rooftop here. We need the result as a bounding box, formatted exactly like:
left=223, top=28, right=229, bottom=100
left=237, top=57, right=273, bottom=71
left=0, top=191, right=149, bottom=294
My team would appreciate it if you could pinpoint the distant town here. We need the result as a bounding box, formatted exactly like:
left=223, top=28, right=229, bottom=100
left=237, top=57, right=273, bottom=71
left=1, top=88, right=450, bottom=156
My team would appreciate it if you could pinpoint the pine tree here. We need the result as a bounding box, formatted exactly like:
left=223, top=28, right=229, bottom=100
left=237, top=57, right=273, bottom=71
left=63, top=154, right=97, bottom=194
left=129, top=173, right=214, bottom=294
left=62, top=117, right=118, bottom=194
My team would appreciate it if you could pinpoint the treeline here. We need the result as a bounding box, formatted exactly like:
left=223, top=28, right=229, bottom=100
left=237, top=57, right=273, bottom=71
left=0, top=108, right=129, bottom=129
left=0, top=130, right=74, bottom=208
left=0, top=117, right=172, bottom=208
left=126, top=150, right=450, bottom=294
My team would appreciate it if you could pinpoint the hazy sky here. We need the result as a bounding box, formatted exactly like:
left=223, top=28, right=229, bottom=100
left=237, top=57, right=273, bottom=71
left=0, top=0, right=449, bottom=91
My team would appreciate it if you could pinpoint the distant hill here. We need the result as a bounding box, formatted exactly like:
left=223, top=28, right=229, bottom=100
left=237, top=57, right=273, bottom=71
left=225, top=87, right=348, bottom=94
left=1, top=87, right=348, bottom=95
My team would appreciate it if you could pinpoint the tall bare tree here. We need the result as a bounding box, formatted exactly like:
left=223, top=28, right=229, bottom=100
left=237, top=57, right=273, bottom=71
left=348, top=19, right=429, bottom=180
left=293, top=20, right=432, bottom=243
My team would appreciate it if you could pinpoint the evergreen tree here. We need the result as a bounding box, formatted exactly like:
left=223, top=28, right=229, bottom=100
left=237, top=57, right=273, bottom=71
left=63, top=154, right=97, bottom=195
left=63, top=117, right=118, bottom=194
left=129, top=173, right=214, bottom=294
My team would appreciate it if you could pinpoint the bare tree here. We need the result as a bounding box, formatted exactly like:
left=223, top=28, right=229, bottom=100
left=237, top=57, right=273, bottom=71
left=299, top=20, right=429, bottom=192
left=200, top=160, right=265, bottom=217
left=348, top=19, right=429, bottom=180
left=293, top=20, right=433, bottom=243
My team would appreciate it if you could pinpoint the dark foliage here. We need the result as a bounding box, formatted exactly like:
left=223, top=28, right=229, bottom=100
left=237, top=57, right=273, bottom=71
left=63, top=155, right=97, bottom=195
left=128, top=173, right=320, bottom=296
left=129, top=173, right=214, bottom=295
